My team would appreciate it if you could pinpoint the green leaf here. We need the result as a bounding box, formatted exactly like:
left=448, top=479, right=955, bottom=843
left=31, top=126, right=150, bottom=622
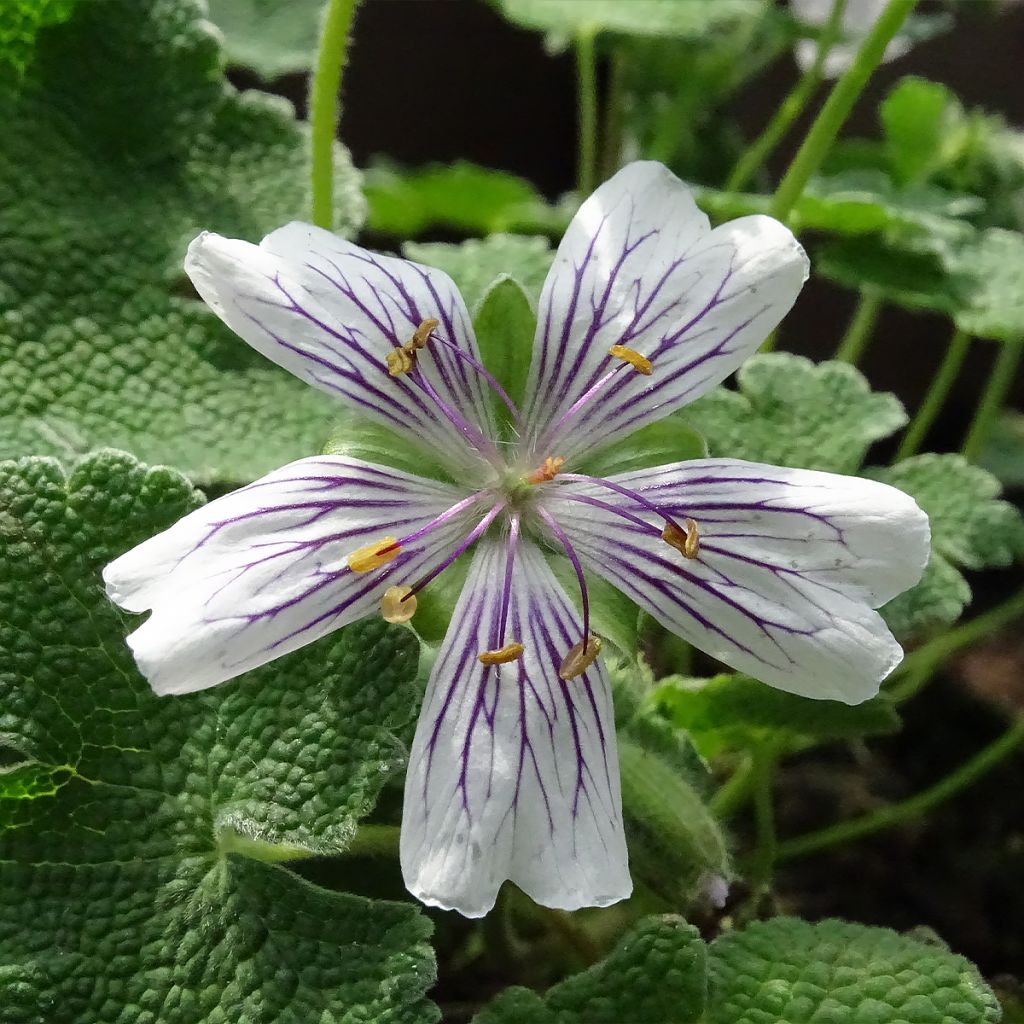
left=819, top=226, right=1024, bottom=343
left=707, top=917, right=1000, bottom=1024
left=651, top=674, right=900, bottom=756
left=473, top=276, right=537, bottom=426
left=872, top=454, right=1024, bottom=635
left=405, top=234, right=555, bottom=311
left=685, top=354, right=906, bottom=473
left=0, top=0, right=76, bottom=76
left=365, top=160, right=571, bottom=238
left=323, top=412, right=453, bottom=482
left=474, top=916, right=708, bottom=1024
left=578, top=414, right=708, bottom=477
left=491, top=0, right=765, bottom=40
left=978, top=409, right=1024, bottom=488
left=0, top=0, right=364, bottom=487
left=206, top=0, right=324, bottom=77
left=0, top=450, right=437, bottom=1022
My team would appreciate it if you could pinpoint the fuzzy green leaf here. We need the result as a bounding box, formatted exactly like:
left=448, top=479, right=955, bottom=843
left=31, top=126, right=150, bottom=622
left=685, top=354, right=906, bottom=473
left=474, top=916, right=708, bottom=1024
left=707, top=917, right=1000, bottom=1024
left=0, top=0, right=76, bottom=75
left=405, top=234, right=555, bottom=311
left=473, top=276, right=537, bottom=424
left=0, top=0, right=364, bottom=487
left=0, top=450, right=437, bottom=1023
left=873, top=454, right=1024, bottom=635
left=978, top=410, right=1024, bottom=488
left=366, top=161, right=571, bottom=239
left=206, top=0, right=325, bottom=76
left=578, top=414, right=708, bottom=478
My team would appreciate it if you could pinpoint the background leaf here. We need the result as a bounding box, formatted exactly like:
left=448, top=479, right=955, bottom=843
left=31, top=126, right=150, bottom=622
left=206, top=0, right=325, bottom=77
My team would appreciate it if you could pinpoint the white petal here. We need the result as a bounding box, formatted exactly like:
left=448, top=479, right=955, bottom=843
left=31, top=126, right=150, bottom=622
left=401, top=538, right=631, bottom=917
left=104, top=456, right=474, bottom=695
left=547, top=459, right=930, bottom=704
left=185, top=226, right=497, bottom=475
left=522, top=162, right=808, bottom=461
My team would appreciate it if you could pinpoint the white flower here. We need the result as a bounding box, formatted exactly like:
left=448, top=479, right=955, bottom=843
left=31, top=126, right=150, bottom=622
left=104, top=161, right=930, bottom=918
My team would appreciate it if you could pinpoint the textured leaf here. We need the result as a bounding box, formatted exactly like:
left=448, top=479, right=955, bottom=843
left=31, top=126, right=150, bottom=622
left=491, top=0, right=765, bottom=40
left=206, top=0, right=324, bottom=76
left=0, top=450, right=437, bottom=1023
left=873, top=454, right=1024, bottom=635
left=366, top=160, right=571, bottom=238
left=707, top=917, right=1000, bottom=1024
left=978, top=409, right=1024, bottom=488
left=404, top=234, right=555, bottom=311
left=473, top=276, right=536, bottom=425
left=0, top=0, right=76, bottom=75
left=474, top=916, right=708, bottom=1024
left=652, top=674, right=900, bottom=756
left=0, top=0, right=364, bottom=486
left=685, top=354, right=906, bottom=473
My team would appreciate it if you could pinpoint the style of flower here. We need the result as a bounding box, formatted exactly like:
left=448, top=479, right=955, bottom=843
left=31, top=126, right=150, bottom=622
left=104, top=161, right=929, bottom=918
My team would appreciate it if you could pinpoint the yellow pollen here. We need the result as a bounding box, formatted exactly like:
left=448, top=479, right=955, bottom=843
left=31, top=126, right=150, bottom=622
left=559, top=635, right=602, bottom=680
left=478, top=642, right=525, bottom=666
left=662, top=518, right=700, bottom=559
left=526, top=455, right=565, bottom=485
left=347, top=537, right=400, bottom=573
left=381, top=585, right=417, bottom=624
left=385, top=347, right=416, bottom=377
left=608, top=344, right=653, bottom=375
left=409, top=318, right=440, bottom=350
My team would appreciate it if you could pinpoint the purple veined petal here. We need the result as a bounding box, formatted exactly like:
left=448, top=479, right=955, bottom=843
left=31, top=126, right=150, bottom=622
left=185, top=226, right=499, bottom=475
left=401, top=537, right=631, bottom=918
left=103, top=456, right=478, bottom=695
left=545, top=459, right=930, bottom=705
left=520, top=162, right=809, bottom=462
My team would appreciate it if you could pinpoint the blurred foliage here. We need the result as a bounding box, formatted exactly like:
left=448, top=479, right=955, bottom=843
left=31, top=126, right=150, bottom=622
left=206, top=0, right=325, bottom=76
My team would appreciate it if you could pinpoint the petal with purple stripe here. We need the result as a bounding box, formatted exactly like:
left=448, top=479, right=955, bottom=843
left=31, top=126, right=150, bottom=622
left=401, top=537, right=630, bottom=918
left=185, top=226, right=498, bottom=474
left=545, top=459, right=930, bottom=704
left=522, top=162, right=809, bottom=461
left=104, top=456, right=476, bottom=695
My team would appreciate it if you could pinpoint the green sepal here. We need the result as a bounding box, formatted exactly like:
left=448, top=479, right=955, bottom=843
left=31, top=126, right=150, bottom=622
left=322, top=412, right=453, bottom=483
left=549, top=557, right=641, bottom=657
left=577, top=412, right=708, bottom=477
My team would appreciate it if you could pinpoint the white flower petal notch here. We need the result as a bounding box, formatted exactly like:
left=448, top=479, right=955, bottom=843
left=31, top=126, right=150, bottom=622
left=106, top=160, right=929, bottom=917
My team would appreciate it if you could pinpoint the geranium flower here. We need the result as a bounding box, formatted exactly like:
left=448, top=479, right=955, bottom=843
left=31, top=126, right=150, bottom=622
left=104, top=161, right=929, bottom=918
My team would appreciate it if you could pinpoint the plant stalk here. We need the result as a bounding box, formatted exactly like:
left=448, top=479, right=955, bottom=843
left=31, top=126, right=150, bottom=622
left=834, top=289, right=882, bottom=364
left=962, top=339, right=1023, bottom=461
left=746, top=742, right=779, bottom=891
left=310, top=0, right=360, bottom=228
left=575, top=28, right=599, bottom=196
left=770, top=0, right=919, bottom=223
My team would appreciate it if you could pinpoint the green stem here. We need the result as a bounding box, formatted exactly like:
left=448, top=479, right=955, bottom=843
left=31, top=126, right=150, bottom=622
left=725, top=0, right=847, bottom=193
left=777, top=719, right=1024, bottom=861
left=894, top=327, right=971, bottom=461
left=962, top=339, right=1023, bottom=461
left=770, top=0, right=919, bottom=223
left=747, top=742, right=778, bottom=891
left=834, top=289, right=882, bottom=365
left=599, top=48, right=626, bottom=181
left=309, top=0, right=360, bottom=229
left=575, top=28, right=599, bottom=196
left=889, top=584, right=1024, bottom=704
left=709, top=754, right=754, bottom=820
left=342, top=823, right=400, bottom=857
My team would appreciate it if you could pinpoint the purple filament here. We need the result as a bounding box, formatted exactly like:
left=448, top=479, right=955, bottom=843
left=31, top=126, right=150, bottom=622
left=536, top=506, right=591, bottom=644
left=431, top=333, right=524, bottom=430
left=558, top=473, right=688, bottom=535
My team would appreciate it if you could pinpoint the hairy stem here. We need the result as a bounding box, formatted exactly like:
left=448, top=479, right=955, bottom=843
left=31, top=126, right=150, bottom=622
left=342, top=823, right=400, bottom=857
left=746, top=741, right=779, bottom=891
left=777, top=720, right=1024, bottom=861
left=834, top=289, right=882, bottom=365
left=310, top=0, right=360, bottom=228
left=726, top=0, right=848, bottom=193
left=575, top=28, right=599, bottom=196
left=962, top=339, right=1023, bottom=461
left=770, top=0, right=919, bottom=222
left=894, top=327, right=971, bottom=461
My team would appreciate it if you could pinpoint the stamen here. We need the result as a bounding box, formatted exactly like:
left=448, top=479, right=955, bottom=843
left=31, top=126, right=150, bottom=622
left=559, top=636, right=602, bottom=680
left=526, top=455, right=565, bottom=485
left=348, top=537, right=400, bottom=573
left=385, top=347, right=416, bottom=377
left=536, top=506, right=591, bottom=643
left=381, top=585, right=416, bottom=623
left=409, top=318, right=439, bottom=350
left=430, top=333, right=524, bottom=428
left=662, top=518, right=700, bottom=559
left=608, top=344, right=653, bottom=375
left=478, top=642, right=525, bottom=666
left=559, top=474, right=690, bottom=538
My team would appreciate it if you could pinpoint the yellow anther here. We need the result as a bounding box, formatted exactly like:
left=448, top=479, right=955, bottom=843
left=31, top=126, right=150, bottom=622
left=347, top=537, right=400, bottom=573
left=385, top=347, right=416, bottom=377
left=478, top=642, right=525, bottom=666
left=662, top=518, right=700, bottom=559
left=409, top=318, right=440, bottom=350
left=608, top=344, right=653, bottom=375
left=559, top=635, right=602, bottom=681
left=381, top=585, right=417, bottom=624
left=526, top=455, right=565, bottom=485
